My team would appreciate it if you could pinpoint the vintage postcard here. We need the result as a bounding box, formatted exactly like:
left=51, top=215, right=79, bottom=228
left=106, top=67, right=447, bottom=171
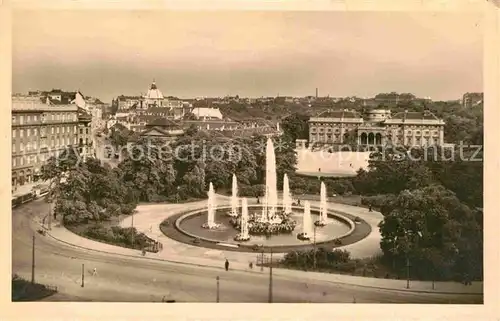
left=1, top=0, right=499, bottom=320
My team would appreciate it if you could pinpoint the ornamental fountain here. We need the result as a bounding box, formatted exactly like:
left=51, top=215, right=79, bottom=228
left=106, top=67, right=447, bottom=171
left=229, top=174, right=239, bottom=217
left=260, top=138, right=279, bottom=222
left=234, top=197, right=250, bottom=241
left=202, top=182, right=221, bottom=229
left=298, top=200, right=313, bottom=240
left=283, top=173, right=292, bottom=214
left=315, top=181, right=328, bottom=226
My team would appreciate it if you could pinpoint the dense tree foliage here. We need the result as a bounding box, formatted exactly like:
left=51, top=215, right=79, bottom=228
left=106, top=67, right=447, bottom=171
left=379, top=186, right=483, bottom=281
left=352, top=146, right=483, bottom=208
left=108, top=123, right=139, bottom=149
left=43, top=128, right=298, bottom=223
left=280, top=113, right=310, bottom=142
left=41, top=149, right=137, bottom=225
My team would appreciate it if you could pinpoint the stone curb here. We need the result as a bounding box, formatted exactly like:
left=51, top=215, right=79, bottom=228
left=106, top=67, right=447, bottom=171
left=44, top=227, right=482, bottom=296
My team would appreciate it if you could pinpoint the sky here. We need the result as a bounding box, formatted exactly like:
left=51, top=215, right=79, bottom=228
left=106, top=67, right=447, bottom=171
left=12, top=10, right=483, bottom=103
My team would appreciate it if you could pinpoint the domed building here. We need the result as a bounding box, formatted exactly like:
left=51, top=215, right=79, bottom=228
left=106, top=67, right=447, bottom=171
left=143, top=80, right=164, bottom=108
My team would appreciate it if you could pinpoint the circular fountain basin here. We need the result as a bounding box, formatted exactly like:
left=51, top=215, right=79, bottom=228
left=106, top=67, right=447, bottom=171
left=159, top=205, right=372, bottom=252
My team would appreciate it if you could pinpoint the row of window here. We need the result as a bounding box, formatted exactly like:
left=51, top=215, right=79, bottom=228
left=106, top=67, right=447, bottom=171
left=13, top=136, right=78, bottom=153
left=12, top=154, right=45, bottom=167
left=12, top=126, right=90, bottom=138
left=311, top=123, right=359, bottom=128
left=310, top=136, right=439, bottom=145
left=311, top=124, right=442, bottom=130
left=12, top=149, right=66, bottom=168
left=12, top=112, right=78, bottom=125
left=311, top=128, right=441, bottom=136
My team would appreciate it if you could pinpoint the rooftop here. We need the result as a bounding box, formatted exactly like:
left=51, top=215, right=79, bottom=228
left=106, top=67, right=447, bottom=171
left=391, top=110, right=440, bottom=121
left=146, top=117, right=181, bottom=129
left=314, top=109, right=363, bottom=119
left=12, top=98, right=78, bottom=112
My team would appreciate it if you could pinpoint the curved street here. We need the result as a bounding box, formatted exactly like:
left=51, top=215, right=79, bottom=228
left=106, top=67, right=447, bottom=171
left=12, top=199, right=482, bottom=303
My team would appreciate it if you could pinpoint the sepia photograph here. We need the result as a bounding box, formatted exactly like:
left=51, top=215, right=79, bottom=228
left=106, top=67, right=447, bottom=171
left=8, top=7, right=488, bottom=308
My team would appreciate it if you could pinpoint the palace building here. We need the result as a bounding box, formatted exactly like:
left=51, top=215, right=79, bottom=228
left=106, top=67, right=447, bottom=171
left=308, top=109, right=445, bottom=147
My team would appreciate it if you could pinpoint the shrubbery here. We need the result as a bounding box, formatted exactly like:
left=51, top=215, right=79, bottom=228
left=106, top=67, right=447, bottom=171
left=239, top=184, right=265, bottom=197
left=281, top=248, right=351, bottom=270
left=82, top=225, right=160, bottom=252
left=360, top=194, right=397, bottom=211
left=229, top=210, right=297, bottom=235
left=289, top=175, right=357, bottom=196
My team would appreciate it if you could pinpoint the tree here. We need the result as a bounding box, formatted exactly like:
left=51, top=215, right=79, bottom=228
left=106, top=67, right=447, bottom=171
left=118, top=137, right=177, bottom=202
left=280, top=113, right=309, bottom=142
left=109, top=123, right=132, bottom=148
left=378, top=186, right=483, bottom=280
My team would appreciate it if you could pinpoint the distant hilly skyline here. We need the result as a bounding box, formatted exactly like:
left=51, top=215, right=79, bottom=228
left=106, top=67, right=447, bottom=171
left=12, top=11, right=482, bottom=103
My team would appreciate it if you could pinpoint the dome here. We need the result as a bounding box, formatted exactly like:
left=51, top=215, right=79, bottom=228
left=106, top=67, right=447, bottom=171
left=145, top=80, right=164, bottom=100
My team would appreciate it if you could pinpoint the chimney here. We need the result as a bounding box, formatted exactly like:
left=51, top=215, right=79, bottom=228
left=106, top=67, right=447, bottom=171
left=316, top=88, right=318, bottom=98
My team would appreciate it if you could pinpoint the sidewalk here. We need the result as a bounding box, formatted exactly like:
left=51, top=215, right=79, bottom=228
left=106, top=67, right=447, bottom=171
left=41, top=218, right=482, bottom=295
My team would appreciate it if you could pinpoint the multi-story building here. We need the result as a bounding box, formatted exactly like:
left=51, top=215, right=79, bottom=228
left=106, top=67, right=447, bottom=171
left=462, top=92, right=483, bottom=108
left=308, top=109, right=445, bottom=147
left=116, top=95, right=142, bottom=111
left=11, top=97, right=80, bottom=189
left=77, top=108, right=93, bottom=158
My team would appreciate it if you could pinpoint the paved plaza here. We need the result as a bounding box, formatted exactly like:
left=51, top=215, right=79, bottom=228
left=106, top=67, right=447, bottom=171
left=296, top=150, right=371, bottom=177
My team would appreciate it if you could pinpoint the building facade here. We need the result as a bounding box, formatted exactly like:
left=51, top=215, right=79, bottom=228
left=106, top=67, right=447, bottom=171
left=77, top=108, right=93, bottom=159
left=12, top=97, right=80, bottom=189
left=308, top=109, right=445, bottom=147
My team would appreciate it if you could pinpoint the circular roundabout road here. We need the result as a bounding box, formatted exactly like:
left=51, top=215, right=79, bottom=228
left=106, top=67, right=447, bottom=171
left=10, top=199, right=483, bottom=305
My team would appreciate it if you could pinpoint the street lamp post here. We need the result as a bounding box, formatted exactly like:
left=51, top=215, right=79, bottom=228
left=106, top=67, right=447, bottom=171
left=31, top=234, right=35, bottom=284
left=313, top=225, right=317, bottom=270
left=216, top=276, right=220, bottom=303
left=81, top=263, right=85, bottom=288
left=131, top=210, right=135, bottom=247
left=268, top=248, right=273, bottom=303
left=47, top=199, right=52, bottom=230
left=406, top=256, right=410, bottom=289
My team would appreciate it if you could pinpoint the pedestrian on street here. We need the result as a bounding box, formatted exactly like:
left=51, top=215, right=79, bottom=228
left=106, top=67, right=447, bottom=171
left=92, top=268, right=98, bottom=276
left=225, top=259, right=229, bottom=271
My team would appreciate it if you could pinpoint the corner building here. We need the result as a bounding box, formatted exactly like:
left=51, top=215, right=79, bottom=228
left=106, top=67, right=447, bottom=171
left=308, top=109, right=445, bottom=147
left=11, top=97, right=80, bottom=190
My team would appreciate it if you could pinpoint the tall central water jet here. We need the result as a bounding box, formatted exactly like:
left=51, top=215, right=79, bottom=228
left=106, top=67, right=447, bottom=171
left=317, top=182, right=328, bottom=226
left=229, top=174, right=239, bottom=217
left=283, top=173, right=292, bottom=214
left=261, top=138, right=278, bottom=221
left=202, top=182, right=220, bottom=229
